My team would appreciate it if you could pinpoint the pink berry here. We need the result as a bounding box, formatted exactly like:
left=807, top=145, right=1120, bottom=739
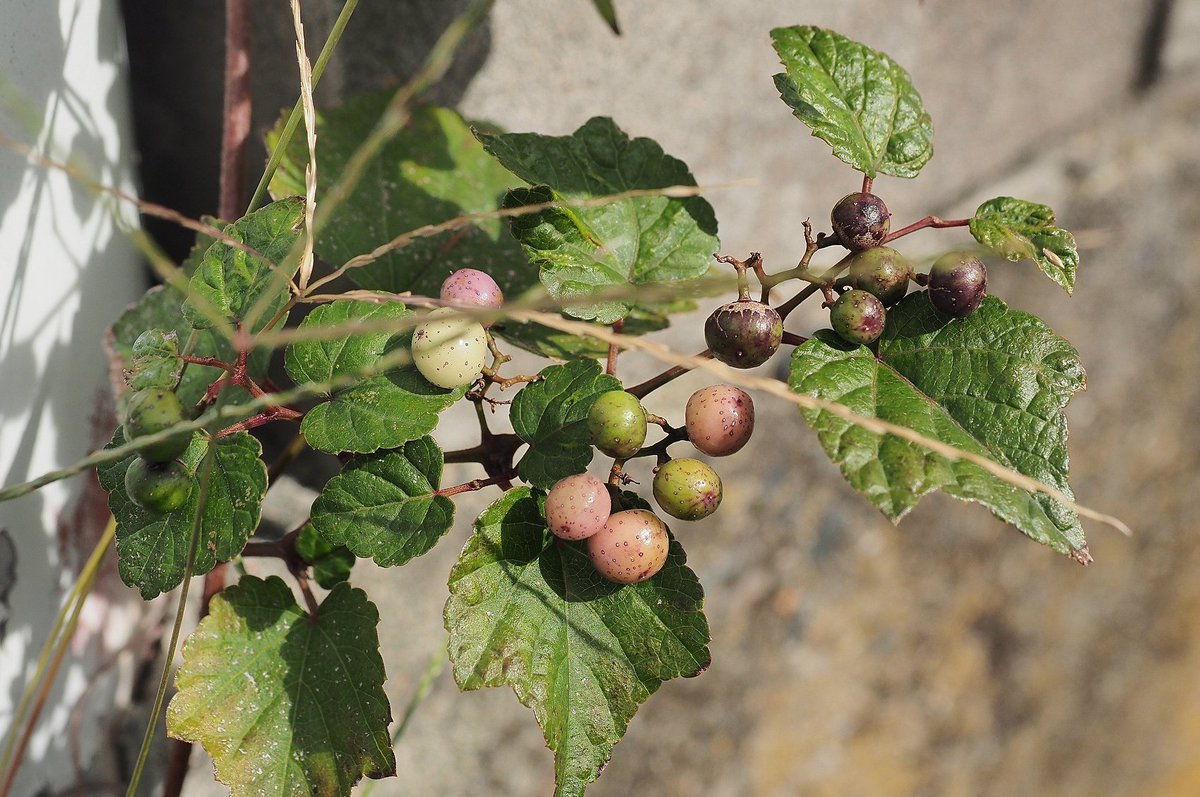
left=685, top=385, right=755, bottom=456
left=439, top=268, right=504, bottom=320
left=586, top=509, right=669, bottom=585
left=545, top=474, right=612, bottom=541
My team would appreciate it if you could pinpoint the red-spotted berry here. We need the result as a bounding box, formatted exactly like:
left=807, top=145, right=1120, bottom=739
left=587, top=391, right=647, bottom=459
left=831, top=192, right=890, bottom=251
left=846, top=246, right=914, bottom=307
left=704, top=300, right=783, bottom=369
left=586, top=509, right=670, bottom=584
left=545, top=474, right=612, bottom=541
left=122, top=387, right=193, bottom=462
left=440, top=268, right=504, bottom=323
left=928, top=252, right=987, bottom=318
left=124, top=458, right=192, bottom=513
left=830, top=289, right=886, bottom=345
left=685, top=385, right=754, bottom=457
left=653, top=458, right=722, bottom=521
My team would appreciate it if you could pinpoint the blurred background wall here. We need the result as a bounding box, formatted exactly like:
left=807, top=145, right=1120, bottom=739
left=7, top=0, right=1198, bottom=794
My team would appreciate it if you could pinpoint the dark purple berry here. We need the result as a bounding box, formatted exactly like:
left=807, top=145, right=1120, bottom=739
left=830, top=192, right=890, bottom=251
left=928, top=252, right=987, bottom=318
left=830, top=289, right=886, bottom=345
left=846, top=246, right=914, bottom=307
left=704, top=300, right=783, bottom=368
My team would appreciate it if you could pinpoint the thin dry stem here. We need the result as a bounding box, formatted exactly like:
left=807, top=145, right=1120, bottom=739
left=290, top=0, right=318, bottom=291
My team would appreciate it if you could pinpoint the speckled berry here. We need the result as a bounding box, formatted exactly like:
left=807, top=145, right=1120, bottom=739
left=685, top=385, right=754, bottom=457
left=587, top=509, right=670, bottom=584
left=412, top=307, right=489, bottom=389
left=927, top=252, right=987, bottom=318
left=704, top=300, right=783, bottom=369
left=846, top=246, right=914, bottom=307
left=653, top=458, right=722, bottom=521
left=830, top=289, right=886, bottom=345
left=587, top=391, right=647, bottom=459
left=831, top=192, right=890, bottom=251
left=122, top=387, right=192, bottom=462
left=545, top=474, right=612, bottom=541
left=440, top=268, right=504, bottom=324
left=124, top=458, right=192, bottom=513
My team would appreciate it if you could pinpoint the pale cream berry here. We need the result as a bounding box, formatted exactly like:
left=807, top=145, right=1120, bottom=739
left=412, top=307, right=488, bottom=389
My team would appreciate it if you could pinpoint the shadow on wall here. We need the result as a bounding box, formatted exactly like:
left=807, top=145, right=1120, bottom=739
left=117, top=0, right=494, bottom=263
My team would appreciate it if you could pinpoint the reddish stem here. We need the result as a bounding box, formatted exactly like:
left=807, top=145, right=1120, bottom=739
left=218, top=0, right=251, bottom=222
left=433, top=475, right=510, bottom=498
left=627, top=351, right=713, bottom=399
left=607, top=319, right=624, bottom=376
left=861, top=175, right=873, bottom=194
left=882, top=215, right=970, bottom=244
left=180, top=355, right=232, bottom=371
left=781, top=331, right=809, bottom=347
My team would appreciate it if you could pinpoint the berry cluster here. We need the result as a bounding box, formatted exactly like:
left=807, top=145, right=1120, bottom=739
left=121, top=381, right=195, bottom=513
left=826, top=193, right=988, bottom=346
left=544, top=383, right=754, bottom=584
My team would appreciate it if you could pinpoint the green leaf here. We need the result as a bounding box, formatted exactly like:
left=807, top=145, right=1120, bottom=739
left=309, top=437, right=454, bottom=568
left=267, top=98, right=535, bottom=297
left=182, top=198, right=305, bottom=331
left=445, top=488, right=709, bottom=797
left=771, top=26, right=933, bottom=179
left=588, top=0, right=620, bottom=34
left=788, top=293, right=1088, bottom=558
left=480, top=117, right=719, bottom=324
left=969, top=197, right=1080, bottom=295
left=108, top=228, right=268, bottom=408
left=167, top=576, right=395, bottom=796
left=285, top=298, right=463, bottom=454
left=510, top=360, right=622, bottom=489
left=492, top=304, right=682, bottom=360
left=97, top=431, right=268, bottom=599
left=295, top=525, right=355, bottom=590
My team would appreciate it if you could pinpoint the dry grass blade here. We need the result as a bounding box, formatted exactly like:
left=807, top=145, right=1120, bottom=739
left=290, top=0, right=318, bottom=292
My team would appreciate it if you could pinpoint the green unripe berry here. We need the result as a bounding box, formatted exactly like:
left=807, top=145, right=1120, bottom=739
left=830, top=289, right=886, bottom=345
left=653, top=458, right=722, bottom=521
left=122, top=387, right=193, bottom=462
left=124, top=458, right=193, bottom=514
left=587, top=391, right=647, bottom=459
left=846, top=246, right=914, bottom=307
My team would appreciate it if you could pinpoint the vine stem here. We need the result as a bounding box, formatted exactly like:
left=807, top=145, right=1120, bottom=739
left=165, top=3, right=251, bottom=789
left=882, top=215, right=971, bottom=244
left=607, top=319, right=623, bottom=375
left=125, top=447, right=217, bottom=797
left=627, top=351, right=712, bottom=399
left=433, top=475, right=511, bottom=498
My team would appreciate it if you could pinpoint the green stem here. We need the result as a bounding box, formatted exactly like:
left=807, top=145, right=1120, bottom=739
left=124, top=446, right=217, bottom=797
left=245, top=0, right=360, bottom=213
